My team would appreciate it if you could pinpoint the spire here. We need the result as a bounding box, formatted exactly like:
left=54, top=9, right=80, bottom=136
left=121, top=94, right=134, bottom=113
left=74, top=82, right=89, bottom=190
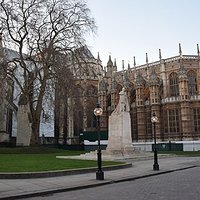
left=179, top=43, right=183, bottom=68
left=107, top=54, right=113, bottom=77
left=114, top=58, right=117, bottom=67
left=107, top=53, right=113, bottom=66
left=97, top=52, right=100, bottom=60
left=108, top=54, right=112, bottom=64
left=159, top=49, right=162, bottom=60
left=128, top=63, right=130, bottom=70
left=123, top=70, right=130, bottom=89
left=113, top=58, right=117, bottom=71
left=122, top=60, right=125, bottom=71
left=146, top=53, right=148, bottom=64
left=133, top=56, right=136, bottom=67
left=197, top=44, right=200, bottom=57
left=179, top=43, right=182, bottom=58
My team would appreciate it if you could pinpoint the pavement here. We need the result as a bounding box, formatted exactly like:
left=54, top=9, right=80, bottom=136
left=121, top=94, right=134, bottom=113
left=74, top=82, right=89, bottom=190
left=0, top=155, right=200, bottom=200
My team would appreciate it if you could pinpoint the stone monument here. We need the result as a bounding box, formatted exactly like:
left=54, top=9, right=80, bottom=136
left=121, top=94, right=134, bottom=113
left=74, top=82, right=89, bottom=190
left=57, top=88, right=152, bottom=161
left=16, top=94, right=32, bottom=146
left=105, top=87, right=134, bottom=156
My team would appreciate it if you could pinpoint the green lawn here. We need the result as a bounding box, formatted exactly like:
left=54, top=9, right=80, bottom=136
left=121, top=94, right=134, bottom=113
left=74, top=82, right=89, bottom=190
left=0, top=147, right=122, bottom=172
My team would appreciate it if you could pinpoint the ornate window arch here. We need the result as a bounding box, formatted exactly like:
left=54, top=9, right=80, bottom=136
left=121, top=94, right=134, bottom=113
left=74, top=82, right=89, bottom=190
left=169, top=72, right=179, bottom=97
left=188, top=70, right=197, bottom=95
left=86, top=85, right=97, bottom=96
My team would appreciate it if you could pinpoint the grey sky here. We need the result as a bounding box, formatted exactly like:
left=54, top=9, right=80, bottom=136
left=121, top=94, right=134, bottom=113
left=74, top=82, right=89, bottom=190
left=86, top=0, right=200, bottom=69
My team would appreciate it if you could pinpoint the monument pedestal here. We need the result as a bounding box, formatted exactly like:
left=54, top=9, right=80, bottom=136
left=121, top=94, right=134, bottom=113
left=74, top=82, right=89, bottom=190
left=105, top=88, right=134, bottom=157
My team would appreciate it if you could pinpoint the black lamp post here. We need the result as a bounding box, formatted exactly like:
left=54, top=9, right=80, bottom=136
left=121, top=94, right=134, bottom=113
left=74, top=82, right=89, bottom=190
left=151, top=112, right=159, bottom=171
left=94, top=103, right=104, bottom=180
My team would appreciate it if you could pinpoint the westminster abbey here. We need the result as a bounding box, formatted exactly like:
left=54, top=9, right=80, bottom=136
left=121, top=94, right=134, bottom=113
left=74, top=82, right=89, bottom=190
left=68, top=44, right=200, bottom=144
left=1, top=41, right=200, bottom=145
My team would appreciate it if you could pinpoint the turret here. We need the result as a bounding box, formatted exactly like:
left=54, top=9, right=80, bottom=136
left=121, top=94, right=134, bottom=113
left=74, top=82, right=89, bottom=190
left=98, top=78, right=107, bottom=111
left=135, top=72, right=144, bottom=107
left=106, top=55, right=114, bottom=77
left=178, top=43, right=189, bottom=101
left=111, top=73, right=118, bottom=111
left=135, top=71, right=146, bottom=141
left=178, top=60, right=192, bottom=137
left=178, top=65, right=189, bottom=101
left=149, top=67, right=160, bottom=105
left=149, top=67, right=161, bottom=140
left=159, top=48, right=167, bottom=98
left=113, top=58, right=117, bottom=72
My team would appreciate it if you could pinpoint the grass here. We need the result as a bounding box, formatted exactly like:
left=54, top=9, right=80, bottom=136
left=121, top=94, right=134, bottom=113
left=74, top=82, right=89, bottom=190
left=0, top=146, right=85, bottom=155
left=0, top=147, right=122, bottom=173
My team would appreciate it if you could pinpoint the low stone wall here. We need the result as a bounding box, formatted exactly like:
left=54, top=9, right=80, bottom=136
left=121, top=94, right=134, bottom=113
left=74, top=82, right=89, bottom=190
left=84, top=140, right=200, bottom=152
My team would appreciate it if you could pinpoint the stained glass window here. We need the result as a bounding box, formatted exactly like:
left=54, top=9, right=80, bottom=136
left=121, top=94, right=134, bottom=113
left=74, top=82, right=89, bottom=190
left=169, top=72, right=179, bottom=97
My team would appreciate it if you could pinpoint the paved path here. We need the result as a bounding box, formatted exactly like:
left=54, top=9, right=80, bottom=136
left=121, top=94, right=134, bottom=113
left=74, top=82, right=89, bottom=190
left=27, top=167, right=200, bottom=200
left=0, top=156, right=199, bottom=199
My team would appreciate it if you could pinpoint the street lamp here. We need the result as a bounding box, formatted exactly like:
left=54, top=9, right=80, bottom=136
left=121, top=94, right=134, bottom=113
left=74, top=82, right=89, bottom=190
left=151, top=112, right=159, bottom=171
left=94, top=103, right=104, bottom=180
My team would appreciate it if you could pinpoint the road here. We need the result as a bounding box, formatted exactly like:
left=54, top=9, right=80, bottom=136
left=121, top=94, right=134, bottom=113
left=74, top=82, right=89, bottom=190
left=26, top=166, right=200, bottom=200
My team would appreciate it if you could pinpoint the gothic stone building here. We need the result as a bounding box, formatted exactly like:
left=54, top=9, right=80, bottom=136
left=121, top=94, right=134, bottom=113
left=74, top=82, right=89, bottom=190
left=70, top=44, right=200, bottom=144
left=1, top=43, right=200, bottom=145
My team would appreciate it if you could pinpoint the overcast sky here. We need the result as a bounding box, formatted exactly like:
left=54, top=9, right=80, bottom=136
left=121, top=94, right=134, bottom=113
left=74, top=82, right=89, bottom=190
left=86, top=0, right=200, bottom=69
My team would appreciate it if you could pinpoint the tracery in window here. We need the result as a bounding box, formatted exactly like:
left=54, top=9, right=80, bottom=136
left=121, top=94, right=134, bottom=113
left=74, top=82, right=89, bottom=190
left=163, top=109, right=180, bottom=134
left=188, top=71, right=197, bottom=95
left=169, top=72, right=179, bottom=97
left=193, top=108, right=200, bottom=132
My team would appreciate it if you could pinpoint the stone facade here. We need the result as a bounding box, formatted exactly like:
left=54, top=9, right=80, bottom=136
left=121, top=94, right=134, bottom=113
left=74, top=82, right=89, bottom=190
left=97, top=45, right=200, bottom=142
left=1, top=42, right=200, bottom=145
left=57, top=44, right=200, bottom=144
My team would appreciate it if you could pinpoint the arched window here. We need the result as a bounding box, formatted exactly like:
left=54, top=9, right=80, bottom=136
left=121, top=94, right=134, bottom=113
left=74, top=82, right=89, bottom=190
left=86, top=85, right=97, bottom=96
left=169, top=72, right=179, bottom=97
left=188, top=71, right=197, bottom=95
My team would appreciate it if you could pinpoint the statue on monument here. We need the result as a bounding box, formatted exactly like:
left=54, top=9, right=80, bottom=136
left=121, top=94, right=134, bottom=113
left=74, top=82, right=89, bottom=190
left=105, top=87, right=134, bottom=156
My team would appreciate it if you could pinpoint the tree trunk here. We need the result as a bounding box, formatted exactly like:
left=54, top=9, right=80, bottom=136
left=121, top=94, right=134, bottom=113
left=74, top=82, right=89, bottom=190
left=30, top=119, right=40, bottom=146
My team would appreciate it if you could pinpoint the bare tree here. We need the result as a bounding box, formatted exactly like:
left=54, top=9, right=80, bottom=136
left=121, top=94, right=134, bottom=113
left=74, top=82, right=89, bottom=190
left=0, top=0, right=96, bottom=145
